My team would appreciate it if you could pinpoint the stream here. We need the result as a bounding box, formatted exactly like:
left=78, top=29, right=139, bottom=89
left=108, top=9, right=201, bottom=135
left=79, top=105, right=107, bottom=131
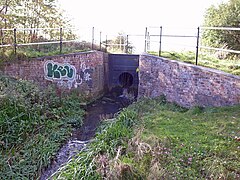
left=40, top=90, right=134, bottom=180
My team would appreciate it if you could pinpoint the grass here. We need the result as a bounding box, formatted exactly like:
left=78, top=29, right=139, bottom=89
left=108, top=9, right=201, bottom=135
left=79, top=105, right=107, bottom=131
left=1, top=46, right=239, bottom=76
left=136, top=98, right=240, bottom=179
left=0, top=75, right=85, bottom=179
left=51, top=107, right=139, bottom=179
left=0, top=47, right=90, bottom=63
left=0, top=42, right=104, bottom=63
left=53, top=96, right=240, bottom=179
left=148, top=51, right=240, bottom=76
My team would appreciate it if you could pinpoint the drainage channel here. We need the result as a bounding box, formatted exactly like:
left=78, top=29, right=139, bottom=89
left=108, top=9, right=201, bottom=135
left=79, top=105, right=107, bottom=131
left=40, top=90, right=135, bottom=180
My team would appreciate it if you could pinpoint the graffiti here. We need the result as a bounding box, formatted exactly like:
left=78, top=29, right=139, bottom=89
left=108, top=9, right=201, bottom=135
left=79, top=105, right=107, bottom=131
left=44, top=60, right=93, bottom=89
left=45, top=61, right=76, bottom=80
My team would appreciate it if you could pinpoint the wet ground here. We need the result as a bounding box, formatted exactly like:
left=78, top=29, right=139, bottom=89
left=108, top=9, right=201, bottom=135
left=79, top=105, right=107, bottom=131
left=40, top=92, right=132, bottom=180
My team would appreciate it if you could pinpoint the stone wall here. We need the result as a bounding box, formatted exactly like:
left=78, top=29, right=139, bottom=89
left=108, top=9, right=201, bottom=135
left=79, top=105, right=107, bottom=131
left=2, top=51, right=108, bottom=98
left=138, top=54, right=240, bottom=107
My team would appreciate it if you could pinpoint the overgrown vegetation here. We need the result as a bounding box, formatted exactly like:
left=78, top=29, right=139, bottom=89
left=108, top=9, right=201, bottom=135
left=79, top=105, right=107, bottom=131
left=149, top=51, right=240, bottom=76
left=51, top=107, right=138, bottom=179
left=53, top=96, right=240, bottom=179
left=0, top=0, right=69, bottom=31
left=0, top=75, right=85, bottom=179
left=202, top=0, right=240, bottom=52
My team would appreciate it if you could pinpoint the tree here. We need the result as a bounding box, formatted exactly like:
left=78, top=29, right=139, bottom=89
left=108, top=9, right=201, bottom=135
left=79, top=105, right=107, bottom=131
left=0, top=0, right=67, bottom=29
left=0, top=0, right=74, bottom=44
left=202, top=0, right=240, bottom=52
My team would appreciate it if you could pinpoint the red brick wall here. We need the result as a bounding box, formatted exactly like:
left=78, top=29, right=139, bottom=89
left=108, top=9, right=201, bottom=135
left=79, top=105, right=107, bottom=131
left=139, top=54, right=240, bottom=107
left=3, top=51, right=108, bottom=98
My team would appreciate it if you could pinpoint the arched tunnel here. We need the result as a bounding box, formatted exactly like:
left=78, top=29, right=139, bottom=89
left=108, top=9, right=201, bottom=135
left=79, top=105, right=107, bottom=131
left=108, top=54, right=139, bottom=98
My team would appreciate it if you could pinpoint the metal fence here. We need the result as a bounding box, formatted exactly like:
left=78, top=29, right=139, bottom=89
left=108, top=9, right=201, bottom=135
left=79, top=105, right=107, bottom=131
left=0, top=27, right=105, bottom=54
left=0, top=26, right=240, bottom=64
left=144, top=26, right=240, bottom=65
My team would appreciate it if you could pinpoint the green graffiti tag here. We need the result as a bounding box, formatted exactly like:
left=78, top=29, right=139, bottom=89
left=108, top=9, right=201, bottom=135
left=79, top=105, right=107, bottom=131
left=44, top=60, right=93, bottom=89
left=44, top=61, right=76, bottom=80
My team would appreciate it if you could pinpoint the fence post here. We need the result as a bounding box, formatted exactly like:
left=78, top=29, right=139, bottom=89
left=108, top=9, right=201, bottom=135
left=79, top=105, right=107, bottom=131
left=159, top=26, right=162, bottom=56
left=13, top=28, right=17, bottom=55
left=92, top=27, right=95, bottom=50
left=0, top=29, right=3, bottom=45
left=195, top=27, right=200, bottom=65
left=126, top=34, right=129, bottom=53
left=99, top=31, right=102, bottom=51
left=144, top=27, right=148, bottom=52
left=60, top=27, right=63, bottom=54
left=147, top=32, right=150, bottom=51
left=105, top=35, right=108, bottom=53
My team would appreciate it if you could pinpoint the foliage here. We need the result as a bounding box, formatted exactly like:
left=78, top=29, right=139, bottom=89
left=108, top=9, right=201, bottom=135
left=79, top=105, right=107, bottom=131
left=52, top=108, right=139, bottom=179
left=53, top=96, right=240, bottom=179
left=0, top=0, right=76, bottom=47
left=202, top=0, right=240, bottom=54
left=0, top=0, right=67, bottom=29
left=148, top=51, right=240, bottom=76
left=0, top=75, right=85, bottom=179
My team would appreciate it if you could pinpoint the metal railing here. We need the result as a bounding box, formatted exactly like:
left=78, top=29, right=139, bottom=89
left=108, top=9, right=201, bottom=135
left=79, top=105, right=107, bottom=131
left=0, top=27, right=104, bottom=55
left=1, top=26, right=240, bottom=64
left=143, top=26, right=240, bottom=65
left=199, top=27, right=240, bottom=54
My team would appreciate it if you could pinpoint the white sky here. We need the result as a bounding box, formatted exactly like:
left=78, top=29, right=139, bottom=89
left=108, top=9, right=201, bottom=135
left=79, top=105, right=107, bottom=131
left=59, top=0, right=227, bottom=32
left=58, top=0, right=228, bottom=52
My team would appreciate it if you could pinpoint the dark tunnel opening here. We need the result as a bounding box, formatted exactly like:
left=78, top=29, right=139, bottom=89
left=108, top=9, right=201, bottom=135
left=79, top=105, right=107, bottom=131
left=118, top=72, right=134, bottom=88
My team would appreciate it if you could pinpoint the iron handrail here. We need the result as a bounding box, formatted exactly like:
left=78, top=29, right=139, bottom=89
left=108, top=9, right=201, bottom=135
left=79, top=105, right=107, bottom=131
left=200, top=27, right=240, bottom=31
left=0, top=39, right=82, bottom=48
left=199, top=46, right=240, bottom=54
left=150, top=34, right=197, bottom=38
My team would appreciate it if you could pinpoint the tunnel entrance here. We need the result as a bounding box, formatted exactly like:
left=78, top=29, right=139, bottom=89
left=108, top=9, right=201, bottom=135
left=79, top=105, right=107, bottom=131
left=119, top=72, right=133, bottom=88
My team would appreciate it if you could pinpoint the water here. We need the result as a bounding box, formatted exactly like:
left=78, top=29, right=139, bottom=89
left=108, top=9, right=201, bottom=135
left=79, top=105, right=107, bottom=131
left=40, top=91, right=134, bottom=179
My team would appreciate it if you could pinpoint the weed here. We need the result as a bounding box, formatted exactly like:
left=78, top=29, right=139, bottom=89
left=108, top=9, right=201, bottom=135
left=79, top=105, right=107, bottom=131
left=51, top=107, right=139, bottom=179
left=0, top=75, right=85, bottom=179
left=51, top=96, right=240, bottom=179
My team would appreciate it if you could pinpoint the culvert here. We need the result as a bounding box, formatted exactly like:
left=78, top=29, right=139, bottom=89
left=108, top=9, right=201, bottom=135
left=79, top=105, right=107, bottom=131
left=118, top=72, right=134, bottom=88
left=108, top=54, right=139, bottom=88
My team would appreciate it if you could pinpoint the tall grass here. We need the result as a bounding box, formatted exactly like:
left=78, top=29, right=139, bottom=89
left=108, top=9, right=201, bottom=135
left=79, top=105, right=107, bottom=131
left=0, top=75, right=85, bottom=179
left=52, top=108, right=139, bottom=179
left=53, top=96, right=240, bottom=179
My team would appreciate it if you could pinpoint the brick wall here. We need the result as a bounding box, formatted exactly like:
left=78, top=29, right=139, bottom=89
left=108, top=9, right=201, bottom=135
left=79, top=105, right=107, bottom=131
left=2, top=51, right=107, bottom=98
left=138, top=54, right=240, bottom=107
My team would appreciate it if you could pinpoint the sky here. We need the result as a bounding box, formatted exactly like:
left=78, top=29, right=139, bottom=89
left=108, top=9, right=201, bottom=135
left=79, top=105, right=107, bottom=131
left=58, top=0, right=228, bottom=52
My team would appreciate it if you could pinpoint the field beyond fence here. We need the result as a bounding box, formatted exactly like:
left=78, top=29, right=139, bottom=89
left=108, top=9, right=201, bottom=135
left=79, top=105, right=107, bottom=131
left=0, top=26, right=239, bottom=75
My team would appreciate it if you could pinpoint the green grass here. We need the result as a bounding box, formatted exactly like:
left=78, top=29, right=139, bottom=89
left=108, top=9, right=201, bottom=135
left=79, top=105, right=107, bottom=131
left=0, top=46, right=91, bottom=63
left=0, top=42, right=104, bottom=63
left=149, top=51, right=240, bottom=76
left=53, top=96, right=240, bottom=179
left=0, top=75, right=85, bottom=179
left=136, top=98, right=240, bottom=179
left=51, top=107, right=139, bottom=179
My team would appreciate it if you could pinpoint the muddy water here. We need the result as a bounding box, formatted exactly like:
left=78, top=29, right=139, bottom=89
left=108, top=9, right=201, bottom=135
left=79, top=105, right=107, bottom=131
left=40, top=93, right=131, bottom=180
